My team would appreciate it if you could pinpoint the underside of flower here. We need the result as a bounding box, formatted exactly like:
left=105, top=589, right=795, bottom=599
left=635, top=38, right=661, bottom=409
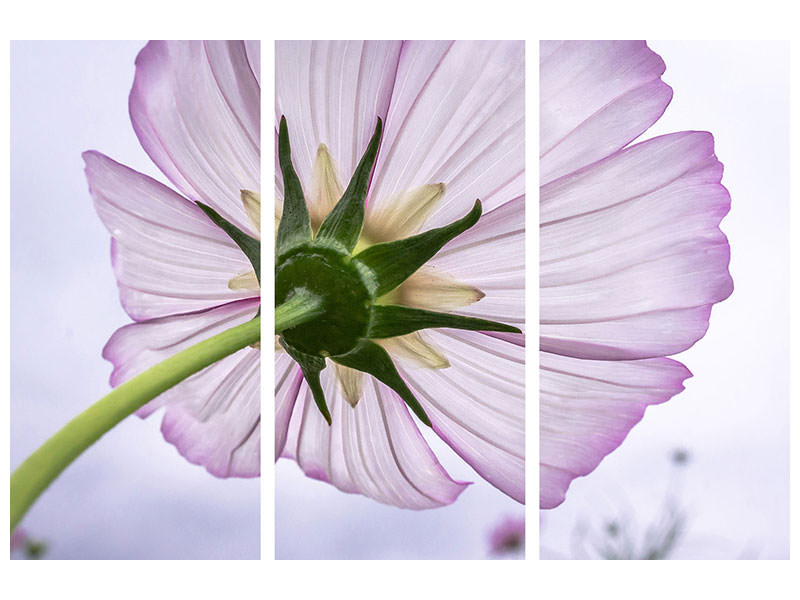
left=275, top=116, right=520, bottom=426
left=538, top=40, right=733, bottom=509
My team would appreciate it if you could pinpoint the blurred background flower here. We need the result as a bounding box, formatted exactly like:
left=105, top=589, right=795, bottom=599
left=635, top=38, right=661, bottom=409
left=488, top=515, right=525, bottom=558
left=10, top=528, right=48, bottom=560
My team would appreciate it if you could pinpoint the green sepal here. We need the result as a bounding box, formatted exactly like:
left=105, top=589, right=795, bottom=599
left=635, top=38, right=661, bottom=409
left=315, top=118, right=383, bottom=253
left=277, top=116, right=312, bottom=258
left=354, top=200, right=482, bottom=297
left=196, top=202, right=261, bottom=284
left=279, top=338, right=331, bottom=425
left=332, top=340, right=432, bottom=427
left=368, top=304, right=521, bottom=338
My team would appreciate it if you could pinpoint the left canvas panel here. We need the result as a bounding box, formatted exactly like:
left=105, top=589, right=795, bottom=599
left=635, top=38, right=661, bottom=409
left=10, top=40, right=261, bottom=559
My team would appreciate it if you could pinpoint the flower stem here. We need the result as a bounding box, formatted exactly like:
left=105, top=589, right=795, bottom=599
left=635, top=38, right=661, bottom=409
left=275, top=289, right=323, bottom=333
left=10, top=316, right=261, bottom=532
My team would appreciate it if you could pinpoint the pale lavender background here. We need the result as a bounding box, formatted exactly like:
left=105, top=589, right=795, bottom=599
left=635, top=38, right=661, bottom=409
left=275, top=435, right=525, bottom=559
left=540, top=41, right=790, bottom=560
left=10, top=41, right=259, bottom=559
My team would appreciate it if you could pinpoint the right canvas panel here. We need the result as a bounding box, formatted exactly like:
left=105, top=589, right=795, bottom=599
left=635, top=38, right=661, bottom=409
left=540, top=40, right=789, bottom=559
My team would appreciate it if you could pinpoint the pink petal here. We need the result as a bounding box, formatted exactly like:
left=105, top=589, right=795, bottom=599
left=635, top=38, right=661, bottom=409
left=430, top=195, right=525, bottom=329
left=130, top=40, right=259, bottom=235
left=370, top=41, right=524, bottom=227
left=540, top=351, right=690, bottom=509
left=540, top=132, right=732, bottom=359
left=283, top=367, right=469, bottom=509
left=538, top=41, right=733, bottom=511
left=542, top=131, right=723, bottom=222
left=541, top=306, right=713, bottom=361
left=540, top=40, right=671, bottom=185
left=275, top=352, right=302, bottom=460
left=103, top=298, right=260, bottom=477
left=244, top=40, right=260, bottom=86
left=401, top=330, right=525, bottom=503
left=85, top=151, right=255, bottom=321
left=160, top=350, right=260, bottom=478
left=275, top=41, right=402, bottom=202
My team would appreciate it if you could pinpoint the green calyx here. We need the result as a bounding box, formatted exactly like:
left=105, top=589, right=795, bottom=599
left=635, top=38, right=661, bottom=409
left=276, top=246, right=371, bottom=356
left=275, top=116, right=521, bottom=427
left=197, top=202, right=260, bottom=285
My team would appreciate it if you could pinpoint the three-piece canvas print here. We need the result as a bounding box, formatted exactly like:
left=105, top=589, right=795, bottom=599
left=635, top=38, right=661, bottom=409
left=9, top=40, right=789, bottom=560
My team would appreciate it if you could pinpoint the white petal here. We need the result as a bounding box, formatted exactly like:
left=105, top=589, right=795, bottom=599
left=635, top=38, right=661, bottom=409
left=130, top=40, right=260, bottom=235
left=275, top=352, right=302, bottom=459
left=401, top=330, right=525, bottom=503
left=244, top=40, right=260, bottom=86
left=540, top=40, right=671, bottom=185
left=275, top=41, right=402, bottom=206
left=540, top=351, right=690, bottom=509
left=370, top=41, right=524, bottom=228
left=538, top=41, right=734, bottom=512
left=85, top=151, right=255, bottom=320
left=429, top=196, right=525, bottom=328
left=284, top=365, right=469, bottom=509
left=540, top=132, right=732, bottom=358
left=103, top=298, right=261, bottom=477
left=160, top=349, right=260, bottom=478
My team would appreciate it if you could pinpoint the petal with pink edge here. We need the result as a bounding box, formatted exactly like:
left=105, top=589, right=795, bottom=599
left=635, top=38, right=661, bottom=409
left=429, top=195, right=525, bottom=329
left=85, top=151, right=255, bottom=321
left=540, top=131, right=732, bottom=359
left=370, top=41, right=524, bottom=228
left=282, top=366, right=469, bottom=509
left=244, top=40, right=260, bottom=86
left=160, top=349, right=260, bottom=478
left=130, top=40, right=259, bottom=235
left=540, top=40, right=672, bottom=185
left=540, top=351, right=691, bottom=509
left=275, top=352, right=302, bottom=460
left=275, top=40, right=402, bottom=203
left=102, top=298, right=260, bottom=477
left=401, top=329, right=525, bottom=503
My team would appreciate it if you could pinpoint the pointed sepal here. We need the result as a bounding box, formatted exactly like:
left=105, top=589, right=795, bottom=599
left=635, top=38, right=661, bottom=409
left=354, top=200, right=482, bottom=297
left=332, top=340, right=432, bottom=427
left=279, top=338, right=331, bottom=425
left=368, top=304, right=521, bottom=338
left=315, top=118, right=383, bottom=252
left=277, top=116, right=312, bottom=258
left=196, top=202, right=261, bottom=284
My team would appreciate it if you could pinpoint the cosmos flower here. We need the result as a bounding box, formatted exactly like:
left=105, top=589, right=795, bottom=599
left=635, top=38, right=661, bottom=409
left=539, top=41, right=732, bottom=508
left=10, top=527, right=47, bottom=559
left=84, top=40, right=261, bottom=477
left=488, top=515, right=525, bottom=557
left=10, top=527, right=27, bottom=552
left=276, top=41, right=525, bottom=508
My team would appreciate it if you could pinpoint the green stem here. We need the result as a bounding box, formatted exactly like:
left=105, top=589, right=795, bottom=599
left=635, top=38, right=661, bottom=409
left=275, top=289, right=323, bottom=333
left=10, top=316, right=261, bottom=532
